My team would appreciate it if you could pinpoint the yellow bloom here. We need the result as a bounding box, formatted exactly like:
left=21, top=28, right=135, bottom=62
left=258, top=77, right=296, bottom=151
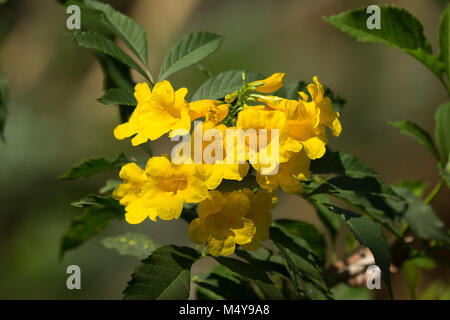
left=261, top=96, right=327, bottom=160
left=284, top=98, right=328, bottom=160
left=256, top=150, right=310, bottom=194
left=236, top=105, right=299, bottom=166
left=113, top=156, right=222, bottom=224
left=189, top=100, right=229, bottom=125
left=301, top=76, right=342, bottom=137
left=240, top=190, right=276, bottom=251
left=250, top=73, right=285, bottom=94
left=114, top=81, right=191, bottom=146
left=188, top=190, right=256, bottom=256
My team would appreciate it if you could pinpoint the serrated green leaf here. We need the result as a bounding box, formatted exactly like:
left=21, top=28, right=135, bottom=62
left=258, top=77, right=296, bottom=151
left=85, top=0, right=149, bottom=71
left=60, top=153, right=127, bottom=180
left=62, top=0, right=114, bottom=37
left=102, top=232, right=160, bottom=259
left=324, top=6, right=444, bottom=77
left=321, top=203, right=393, bottom=298
left=435, top=101, right=450, bottom=164
left=194, top=265, right=260, bottom=300
left=192, top=70, right=264, bottom=101
left=98, top=88, right=136, bottom=106
left=389, top=120, right=440, bottom=161
left=310, top=149, right=380, bottom=178
left=273, top=219, right=326, bottom=262
left=59, top=195, right=124, bottom=259
left=0, top=71, right=8, bottom=141
left=214, top=256, right=284, bottom=299
left=439, top=5, right=450, bottom=79
left=96, top=54, right=135, bottom=122
left=69, top=31, right=148, bottom=78
left=308, top=194, right=341, bottom=240
left=269, top=226, right=330, bottom=299
left=307, top=176, right=404, bottom=230
left=393, top=186, right=449, bottom=242
left=123, top=245, right=201, bottom=300
left=158, top=32, right=224, bottom=80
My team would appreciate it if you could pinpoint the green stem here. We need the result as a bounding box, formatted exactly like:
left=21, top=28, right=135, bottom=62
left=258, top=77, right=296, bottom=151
left=424, top=180, right=444, bottom=204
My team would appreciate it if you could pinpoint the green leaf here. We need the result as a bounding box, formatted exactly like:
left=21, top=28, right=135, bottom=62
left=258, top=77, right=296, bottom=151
left=59, top=195, right=124, bottom=259
left=192, top=70, right=264, bottom=101
left=158, top=31, right=224, bottom=80
left=123, top=245, right=201, bottom=300
left=102, top=232, right=160, bottom=259
left=194, top=265, right=260, bottom=300
left=439, top=4, right=450, bottom=79
left=273, top=219, right=326, bottom=262
left=96, top=54, right=135, bottom=122
left=393, top=186, right=449, bottom=242
left=214, top=256, right=284, bottom=299
left=269, top=226, right=331, bottom=299
left=308, top=194, right=341, bottom=240
left=435, top=101, right=450, bottom=164
left=85, top=0, right=149, bottom=71
left=310, top=149, right=380, bottom=178
left=321, top=203, right=393, bottom=298
left=389, top=121, right=440, bottom=161
left=59, top=153, right=127, bottom=180
left=97, top=88, right=136, bottom=106
left=99, top=179, right=121, bottom=194
left=69, top=31, right=148, bottom=78
left=394, top=180, right=428, bottom=198
left=324, top=6, right=444, bottom=77
left=275, top=82, right=346, bottom=113
left=402, top=256, right=435, bottom=299
left=0, top=71, right=8, bottom=141
left=306, top=178, right=401, bottom=230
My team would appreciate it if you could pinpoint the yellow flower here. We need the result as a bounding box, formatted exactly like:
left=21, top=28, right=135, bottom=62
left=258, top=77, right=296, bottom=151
left=301, top=76, right=342, bottom=137
left=114, top=81, right=191, bottom=146
left=189, top=100, right=229, bottom=125
left=113, top=156, right=222, bottom=224
left=236, top=105, right=299, bottom=166
left=250, top=73, right=285, bottom=94
left=188, top=190, right=256, bottom=256
left=284, top=97, right=328, bottom=160
left=240, top=189, right=276, bottom=251
left=256, top=150, right=310, bottom=194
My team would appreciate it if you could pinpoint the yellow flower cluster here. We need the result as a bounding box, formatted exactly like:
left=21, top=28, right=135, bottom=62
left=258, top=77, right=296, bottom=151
left=112, top=73, right=341, bottom=256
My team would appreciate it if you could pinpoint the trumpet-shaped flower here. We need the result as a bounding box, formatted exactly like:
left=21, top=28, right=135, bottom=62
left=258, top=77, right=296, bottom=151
left=240, top=189, right=276, bottom=251
left=256, top=150, right=310, bottom=194
left=113, top=156, right=222, bottom=224
left=189, top=100, right=229, bottom=125
left=301, top=76, right=341, bottom=137
left=250, top=73, right=285, bottom=94
left=114, top=81, right=191, bottom=146
left=188, top=190, right=256, bottom=256
left=236, top=105, right=300, bottom=167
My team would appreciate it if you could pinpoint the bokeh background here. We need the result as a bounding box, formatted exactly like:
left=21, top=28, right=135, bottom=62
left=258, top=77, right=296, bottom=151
left=0, top=0, right=448, bottom=299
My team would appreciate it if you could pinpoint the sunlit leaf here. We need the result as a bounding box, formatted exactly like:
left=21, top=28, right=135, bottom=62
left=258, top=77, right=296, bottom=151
left=158, top=32, right=224, bottom=80
left=324, top=6, right=444, bottom=77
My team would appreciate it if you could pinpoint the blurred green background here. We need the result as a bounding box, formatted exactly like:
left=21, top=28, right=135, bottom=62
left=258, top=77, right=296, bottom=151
left=0, top=0, right=448, bottom=299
